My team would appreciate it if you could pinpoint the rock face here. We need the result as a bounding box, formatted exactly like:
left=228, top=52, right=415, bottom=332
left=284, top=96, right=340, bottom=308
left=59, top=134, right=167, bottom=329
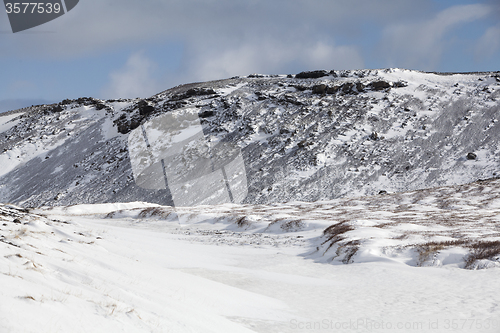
left=0, top=68, right=500, bottom=207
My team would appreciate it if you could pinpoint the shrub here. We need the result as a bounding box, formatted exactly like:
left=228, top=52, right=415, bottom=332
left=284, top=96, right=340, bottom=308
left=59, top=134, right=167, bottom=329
left=464, top=241, right=500, bottom=269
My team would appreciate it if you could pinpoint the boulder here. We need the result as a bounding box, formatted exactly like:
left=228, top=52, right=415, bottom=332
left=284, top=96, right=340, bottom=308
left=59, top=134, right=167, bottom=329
left=370, top=81, right=391, bottom=91
left=326, top=86, right=340, bottom=94
left=341, top=83, right=354, bottom=94
left=199, top=110, right=215, bottom=118
left=312, top=84, right=327, bottom=94
left=295, top=70, right=328, bottom=79
left=467, top=152, right=477, bottom=160
left=185, top=88, right=216, bottom=97
left=138, top=100, right=154, bottom=116
left=52, top=105, right=63, bottom=113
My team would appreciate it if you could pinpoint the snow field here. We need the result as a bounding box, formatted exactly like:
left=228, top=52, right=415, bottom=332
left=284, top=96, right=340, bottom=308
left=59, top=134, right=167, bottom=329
left=1, top=177, right=499, bottom=332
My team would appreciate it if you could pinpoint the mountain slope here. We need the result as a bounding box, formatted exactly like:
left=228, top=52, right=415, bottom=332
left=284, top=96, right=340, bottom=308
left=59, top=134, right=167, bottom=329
left=1, top=68, right=499, bottom=207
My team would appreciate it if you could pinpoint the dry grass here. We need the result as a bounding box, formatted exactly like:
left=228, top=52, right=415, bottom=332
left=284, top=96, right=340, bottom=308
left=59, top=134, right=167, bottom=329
left=321, top=221, right=354, bottom=254
left=415, top=240, right=500, bottom=268
left=266, top=218, right=305, bottom=232
left=20, top=295, right=36, bottom=301
left=323, top=221, right=354, bottom=238
left=280, top=219, right=305, bottom=232
left=392, top=234, right=408, bottom=240
left=4, top=253, right=23, bottom=259
left=138, top=207, right=169, bottom=218
left=14, top=227, right=28, bottom=239
left=416, top=240, right=469, bottom=265
left=104, top=211, right=117, bottom=218
left=235, top=216, right=250, bottom=228
left=464, top=241, right=500, bottom=269
left=339, top=240, right=361, bottom=264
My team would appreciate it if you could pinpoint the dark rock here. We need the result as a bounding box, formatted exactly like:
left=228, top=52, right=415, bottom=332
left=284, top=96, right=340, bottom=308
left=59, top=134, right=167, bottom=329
left=52, top=105, right=63, bottom=113
left=114, top=114, right=143, bottom=135
left=282, top=95, right=302, bottom=106
left=370, top=81, right=391, bottom=91
left=248, top=74, right=266, bottom=78
left=170, top=88, right=217, bottom=101
left=393, top=81, right=407, bottom=88
left=295, top=70, right=328, bottom=79
left=138, top=100, right=154, bottom=116
left=467, top=152, right=477, bottom=160
left=185, top=88, right=216, bottom=97
left=341, top=83, right=354, bottom=94
left=369, top=132, right=379, bottom=141
left=95, top=103, right=107, bottom=111
left=76, top=97, right=90, bottom=105
left=312, top=84, right=327, bottom=94
left=13, top=219, right=21, bottom=224
left=293, top=85, right=308, bottom=92
left=199, top=110, right=215, bottom=118
left=326, top=86, right=340, bottom=94
left=298, top=140, right=312, bottom=148
left=255, top=92, right=267, bottom=100
left=129, top=118, right=141, bottom=131
left=378, top=190, right=387, bottom=195
left=116, top=123, right=129, bottom=134
left=355, top=82, right=365, bottom=92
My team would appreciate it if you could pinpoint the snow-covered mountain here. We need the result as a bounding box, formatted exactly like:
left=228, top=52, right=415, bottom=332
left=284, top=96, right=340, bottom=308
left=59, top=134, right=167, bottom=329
left=2, top=69, right=500, bottom=332
left=1, top=68, right=499, bottom=207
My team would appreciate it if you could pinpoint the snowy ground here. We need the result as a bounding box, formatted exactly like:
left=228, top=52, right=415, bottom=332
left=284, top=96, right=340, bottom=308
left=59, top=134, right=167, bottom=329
left=1, top=179, right=500, bottom=332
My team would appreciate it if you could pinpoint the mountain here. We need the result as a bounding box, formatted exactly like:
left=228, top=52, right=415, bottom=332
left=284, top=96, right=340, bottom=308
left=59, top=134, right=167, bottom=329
left=0, top=68, right=499, bottom=207
left=2, top=69, right=500, bottom=332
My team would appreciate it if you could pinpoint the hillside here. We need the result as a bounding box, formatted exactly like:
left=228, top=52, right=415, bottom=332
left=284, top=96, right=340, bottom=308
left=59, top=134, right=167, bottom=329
left=1, top=68, right=499, bottom=207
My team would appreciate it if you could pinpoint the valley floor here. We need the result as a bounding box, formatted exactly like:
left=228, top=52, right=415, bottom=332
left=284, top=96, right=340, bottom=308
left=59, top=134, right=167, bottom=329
left=1, top=181, right=500, bottom=332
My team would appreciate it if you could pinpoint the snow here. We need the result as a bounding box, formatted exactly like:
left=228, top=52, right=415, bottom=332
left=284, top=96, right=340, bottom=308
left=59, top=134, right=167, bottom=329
left=0, top=138, right=66, bottom=178
left=218, top=83, right=248, bottom=96
left=2, top=176, right=500, bottom=332
left=0, top=112, right=23, bottom=134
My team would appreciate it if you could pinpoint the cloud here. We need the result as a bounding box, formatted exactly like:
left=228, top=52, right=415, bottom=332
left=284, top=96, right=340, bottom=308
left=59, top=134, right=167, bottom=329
left=30, top=0, right=426, bottom=56
left=101, top=52, right=160, bottom=99
left=379, top=4, right=490, bottom=70
left=476, top=24, right=500, bottom=60
left=185, top=39, right=364, bottom=82
left=10, top=0, right=498, bottom=100
left=2, top=1, right=425, bottom=61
